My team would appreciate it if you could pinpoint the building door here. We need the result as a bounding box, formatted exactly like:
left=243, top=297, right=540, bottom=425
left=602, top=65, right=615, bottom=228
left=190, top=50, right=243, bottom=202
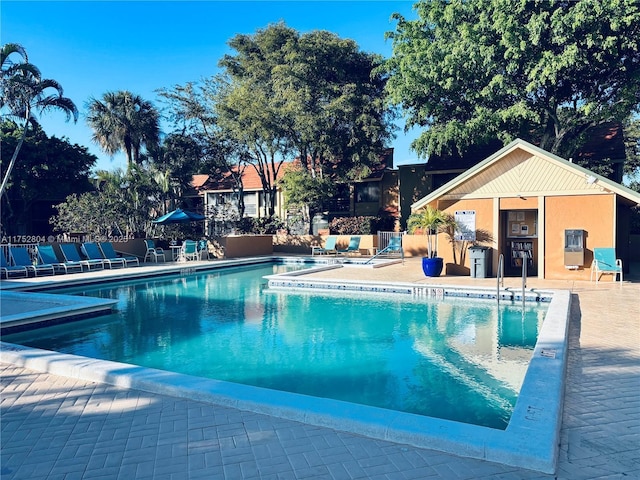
left=501, top=210, right=538, bottom=277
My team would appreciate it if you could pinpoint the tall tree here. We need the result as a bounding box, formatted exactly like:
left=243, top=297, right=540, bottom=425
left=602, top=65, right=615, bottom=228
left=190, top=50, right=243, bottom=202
left=52, top=167, right=164, bottom=239
left=0, top=43, right=78, bottom=197
left=149, top=132, right=204, bottom=213
left=275, top=28, right=395, bottom=181
left=0, top=120, right=95, bottom=235
left=158, top=80, right=251, bottom=218
left=218, top=23, right=395, bottom=217
left=217, top=25, right=293, bottom=217
left=384, top=0, right=640, bottom=163
left=86, top=90, right=160, bottom=167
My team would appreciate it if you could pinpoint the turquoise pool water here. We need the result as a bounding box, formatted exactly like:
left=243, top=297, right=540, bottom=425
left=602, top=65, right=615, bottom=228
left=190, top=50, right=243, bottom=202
left=4, top=262, right=547, bottom=429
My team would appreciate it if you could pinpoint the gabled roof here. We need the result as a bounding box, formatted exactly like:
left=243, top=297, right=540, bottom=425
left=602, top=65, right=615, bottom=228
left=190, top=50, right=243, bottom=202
left=412, top=138, right=640, bottom=210
left=191, top=162, right=298, bottom=193
left=191, top=174, right=210, bottom=190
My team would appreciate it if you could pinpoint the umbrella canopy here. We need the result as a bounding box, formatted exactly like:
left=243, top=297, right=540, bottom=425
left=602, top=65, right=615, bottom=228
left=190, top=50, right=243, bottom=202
left=152, top=208, right=205, bottom=224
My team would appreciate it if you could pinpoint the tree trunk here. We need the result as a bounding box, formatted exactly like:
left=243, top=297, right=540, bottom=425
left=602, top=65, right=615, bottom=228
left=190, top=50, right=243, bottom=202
left=0, top=109, right=30, bottom=197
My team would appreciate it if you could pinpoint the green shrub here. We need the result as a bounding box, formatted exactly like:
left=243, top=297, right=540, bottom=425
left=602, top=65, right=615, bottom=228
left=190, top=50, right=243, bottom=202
left=328, top=216, right=397, bottom=235
left=235, top=216, right=288, bottom=234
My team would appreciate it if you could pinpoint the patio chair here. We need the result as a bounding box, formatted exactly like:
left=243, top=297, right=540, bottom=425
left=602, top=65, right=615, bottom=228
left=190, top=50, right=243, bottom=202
left=60, top=243, right=104, bottom=271
left=181, top=240, right=199, bottom=261
left=99, top=242, right=139, bottom=267
left=9, top=246, right=55, bottom=276
left=0, top=248, right=29, bottom=279
left=37, top=244, right=83, bottom=274
left=312, top=236, right=338, bottom=256
left=144, top=239, right=166, bottom=263
left=82, top=242, right=125, bottom=269
left=197, top=239, right=213, bottom=260
left=337, top=236, right=361, bottom=256
left=376, top=236, right=404, bottom=261
left=591, top=247, right=623, bottom=284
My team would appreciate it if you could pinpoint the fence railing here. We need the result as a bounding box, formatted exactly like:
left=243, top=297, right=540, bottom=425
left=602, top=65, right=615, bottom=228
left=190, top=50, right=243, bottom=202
left=377, top=231, right=405, bottom=251
left=1, top=243, right=39, bottom=263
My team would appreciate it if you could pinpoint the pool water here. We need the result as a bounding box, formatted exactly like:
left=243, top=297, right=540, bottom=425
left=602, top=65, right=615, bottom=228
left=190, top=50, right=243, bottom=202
left=5, top=263, right=547, bottom=430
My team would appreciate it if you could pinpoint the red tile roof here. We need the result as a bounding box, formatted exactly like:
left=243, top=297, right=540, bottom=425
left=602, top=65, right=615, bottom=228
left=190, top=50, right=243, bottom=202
left=191, top=149, right=394, bottom=194
left=191, top=162, right=298, bottom=193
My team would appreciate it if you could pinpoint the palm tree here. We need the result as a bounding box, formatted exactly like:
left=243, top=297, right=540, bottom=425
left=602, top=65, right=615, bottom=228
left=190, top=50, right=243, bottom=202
left=86, top=90, right=160, bottom=167
left=0, top=43, right=78, bottom=196
left=407, top=205, right=451, bottom=258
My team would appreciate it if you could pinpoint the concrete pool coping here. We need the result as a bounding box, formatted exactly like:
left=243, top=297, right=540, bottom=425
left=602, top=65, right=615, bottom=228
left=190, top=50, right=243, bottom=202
left=0, top=291, right=118, bottom=330
left=0, top=258, right=571, bottom=473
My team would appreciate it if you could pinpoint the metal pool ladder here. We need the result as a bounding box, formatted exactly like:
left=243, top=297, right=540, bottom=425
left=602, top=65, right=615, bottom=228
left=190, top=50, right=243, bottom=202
left=521, top=256, right=528, bottom=309
left=497, top=254, right=504, bottom=305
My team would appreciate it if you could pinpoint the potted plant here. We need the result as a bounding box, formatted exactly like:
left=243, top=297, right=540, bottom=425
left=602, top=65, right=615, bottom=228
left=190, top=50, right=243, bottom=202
left=407, top=206, right=451, bottom=277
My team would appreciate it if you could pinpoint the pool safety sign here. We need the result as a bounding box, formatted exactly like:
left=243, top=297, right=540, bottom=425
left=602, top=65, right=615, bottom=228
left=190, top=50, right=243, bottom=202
left=454, top=210, right=476, bottom=241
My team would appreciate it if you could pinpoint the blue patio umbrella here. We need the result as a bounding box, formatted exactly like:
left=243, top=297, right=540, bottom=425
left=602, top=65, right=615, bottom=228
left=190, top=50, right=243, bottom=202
left=152, top=208, right=205, bottom=224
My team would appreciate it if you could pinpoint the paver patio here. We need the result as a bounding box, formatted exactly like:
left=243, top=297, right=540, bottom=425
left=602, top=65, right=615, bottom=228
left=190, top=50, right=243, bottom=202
left=1, top=258, right=638, bottom=479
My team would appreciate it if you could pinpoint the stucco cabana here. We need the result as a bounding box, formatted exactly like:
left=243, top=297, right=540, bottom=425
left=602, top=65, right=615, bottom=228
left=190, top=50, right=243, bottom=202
left=412, top=139, right=640, bottom=280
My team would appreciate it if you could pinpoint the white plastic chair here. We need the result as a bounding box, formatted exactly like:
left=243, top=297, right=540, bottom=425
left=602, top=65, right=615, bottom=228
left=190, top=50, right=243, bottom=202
left=144, top=239, right=166, bottom=263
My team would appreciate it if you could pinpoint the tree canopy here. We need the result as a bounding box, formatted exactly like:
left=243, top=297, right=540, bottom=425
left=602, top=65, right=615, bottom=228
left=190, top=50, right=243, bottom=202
left=219, top=23, right=395, bottom=182
left=384, top=0, right=640, bottom=166
left=158, top=80, right=252, bottom=217
left=0, top=121, right=95, bottom=234
left=86, top=90, right=160, bottom=167
left=0, top=42, right=78, bottom=197
left=161, top=23, right=396, bottom=221
left=50, top=166, right=168, bottom=239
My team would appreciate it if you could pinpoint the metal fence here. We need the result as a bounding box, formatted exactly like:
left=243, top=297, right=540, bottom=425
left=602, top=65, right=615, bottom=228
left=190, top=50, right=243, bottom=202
left=1, top=243, right=39, bottom=263
left=377, top=231, right=405, bottom=250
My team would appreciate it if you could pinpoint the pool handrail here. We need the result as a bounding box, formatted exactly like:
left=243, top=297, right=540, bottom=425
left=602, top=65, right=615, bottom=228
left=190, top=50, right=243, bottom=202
left=497, top=253, right=504, bottom=305
left=522, top=255, right=527, bottom=309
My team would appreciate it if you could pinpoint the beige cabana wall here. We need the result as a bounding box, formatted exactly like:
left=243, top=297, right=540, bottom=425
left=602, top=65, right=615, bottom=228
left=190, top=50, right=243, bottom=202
left=544, top=194, right=615, bottom=280
left=274, top=235, right=378, bottom=255
left=422, top=193, right=617, bottom=280
left=435, top=198, right=495, bottom=268
left=215, top=235, right=273, bottom=258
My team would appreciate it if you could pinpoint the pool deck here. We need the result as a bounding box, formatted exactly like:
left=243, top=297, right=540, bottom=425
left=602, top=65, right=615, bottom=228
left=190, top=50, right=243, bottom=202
left=1, top=257, right=639, bottom=479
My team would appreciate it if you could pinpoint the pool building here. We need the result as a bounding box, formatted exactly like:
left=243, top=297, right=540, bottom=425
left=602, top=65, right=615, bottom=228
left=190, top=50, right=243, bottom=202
left=405, top=139, right=640, bottom=281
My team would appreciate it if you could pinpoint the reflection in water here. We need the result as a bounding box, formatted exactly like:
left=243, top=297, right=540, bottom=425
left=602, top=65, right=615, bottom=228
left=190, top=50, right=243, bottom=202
left=5, top=263, right=547, bottom=430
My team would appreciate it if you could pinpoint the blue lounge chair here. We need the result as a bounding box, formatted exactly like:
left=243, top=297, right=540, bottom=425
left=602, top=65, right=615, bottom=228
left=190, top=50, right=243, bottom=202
left=60, top=243, right=104, bottom=271
left=82, top=242, right=125, bottom=269
left=144, top=239, right=166, bottom=263
left=99, top=242, right=139, bottom=267
left=37, top=244, right=83, bottom=274
left=312, top=236, right=338, bottom=256
left=337, top=236, right=361, bottom=256
left=377, top=236, right=404, bottom=261
left=591, top=248, right=623, bottom=284
left=9, top=246, right=55, bottom=276
left=0, top=248, right=29, bottom=278
left=181, top=240, right=198, bottom=261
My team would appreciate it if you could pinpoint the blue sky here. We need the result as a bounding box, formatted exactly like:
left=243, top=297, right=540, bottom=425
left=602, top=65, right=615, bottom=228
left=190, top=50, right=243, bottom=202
left=2, top=0, right=424, bottom=172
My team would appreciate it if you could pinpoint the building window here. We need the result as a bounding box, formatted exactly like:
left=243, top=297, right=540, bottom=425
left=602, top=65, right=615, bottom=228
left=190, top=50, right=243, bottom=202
left=245, top=203, right=257, bottom=215
left=244, top=192, right=257, bottom=216
left=356, top=183, right=380, bottom=203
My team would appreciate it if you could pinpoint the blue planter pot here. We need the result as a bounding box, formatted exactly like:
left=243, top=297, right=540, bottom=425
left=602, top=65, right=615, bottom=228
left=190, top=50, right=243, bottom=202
left=422, top=257, right=444, bottom=277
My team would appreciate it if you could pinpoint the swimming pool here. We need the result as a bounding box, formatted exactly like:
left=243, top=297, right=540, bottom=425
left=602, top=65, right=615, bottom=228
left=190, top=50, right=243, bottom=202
left=3, top=262, right=545, bottom=430
left=0, top=258, right=570, bottom=472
